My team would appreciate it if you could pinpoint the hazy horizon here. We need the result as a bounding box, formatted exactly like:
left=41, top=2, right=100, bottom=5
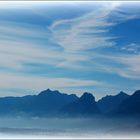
left=0, top=116, right=139, bottom=139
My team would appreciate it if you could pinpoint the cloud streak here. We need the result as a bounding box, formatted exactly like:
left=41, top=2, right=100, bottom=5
left=0, top=72, right=106, bottom=96
left=0, top=2, right=140, bottom=98
left=48, top=4, right=117, bottom=70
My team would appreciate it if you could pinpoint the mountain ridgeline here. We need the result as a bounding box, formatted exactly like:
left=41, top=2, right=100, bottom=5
left=0, top=89, right=140, bottom=117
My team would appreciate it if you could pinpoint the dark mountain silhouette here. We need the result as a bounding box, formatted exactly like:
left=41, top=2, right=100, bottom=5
left=35, top=89, right=78, bottom=114
left=97, top=91, right=129, bottom=113
left=115, top=90, right=140, bottom=116
left=60, top=92, right=100, bottom=117
left=0, top=89, right=78, bottom=116
left=0, top=89, right=139, bottom=117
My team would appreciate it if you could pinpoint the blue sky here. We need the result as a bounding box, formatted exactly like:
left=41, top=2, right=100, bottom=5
left=0, top=1, right=140, bottom=100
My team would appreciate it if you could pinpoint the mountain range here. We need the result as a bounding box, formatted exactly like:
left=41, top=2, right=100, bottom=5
left=0, top=89, right=140, bottom=117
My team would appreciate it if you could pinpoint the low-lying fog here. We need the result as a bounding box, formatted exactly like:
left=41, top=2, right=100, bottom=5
left=0, top=116, right=140, bottom=138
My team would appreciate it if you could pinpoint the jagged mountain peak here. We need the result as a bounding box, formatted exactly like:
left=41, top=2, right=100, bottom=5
left=133, top=90, right=140, bottom=96
left=80, top=92, right=95, bottom=103
left=117, top=91, right=128, bottom=96
left=38, top=89, right=62, bottom=96
left=97, top=91, right=129, bottom=113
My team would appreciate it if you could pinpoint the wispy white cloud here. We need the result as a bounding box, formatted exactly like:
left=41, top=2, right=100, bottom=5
left=48, top=4, right=118, bottom=70
left=92, top=52, right=140, bottom=80
left=0, top=72, right=106, bottom=96
left=1, top=2, right=139, bottom=73
left=112, top=54, right=140, bottom=79
left=0, top=2, right=139, bottom=98
left=1, top=2, right=138, bottom=74
left=48, top=2, right=140, bottom=79
left=0, top=40, right=62, bottom=70
left=50, top=6, right=115, bottom=52
left=0, top=21, right=49, bottom=40
left=121, top=43, right=140, bottom=54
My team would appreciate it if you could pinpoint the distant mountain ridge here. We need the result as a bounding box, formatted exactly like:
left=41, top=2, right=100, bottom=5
left=97, top=91, right=129, bottom=113
left=0, top=89, right=78, bottom=117
left=61, top=92, right=100, bottom=117
left=0, top=89, right=139, bottom=117
left=115, top=90, right=140, bottom=116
